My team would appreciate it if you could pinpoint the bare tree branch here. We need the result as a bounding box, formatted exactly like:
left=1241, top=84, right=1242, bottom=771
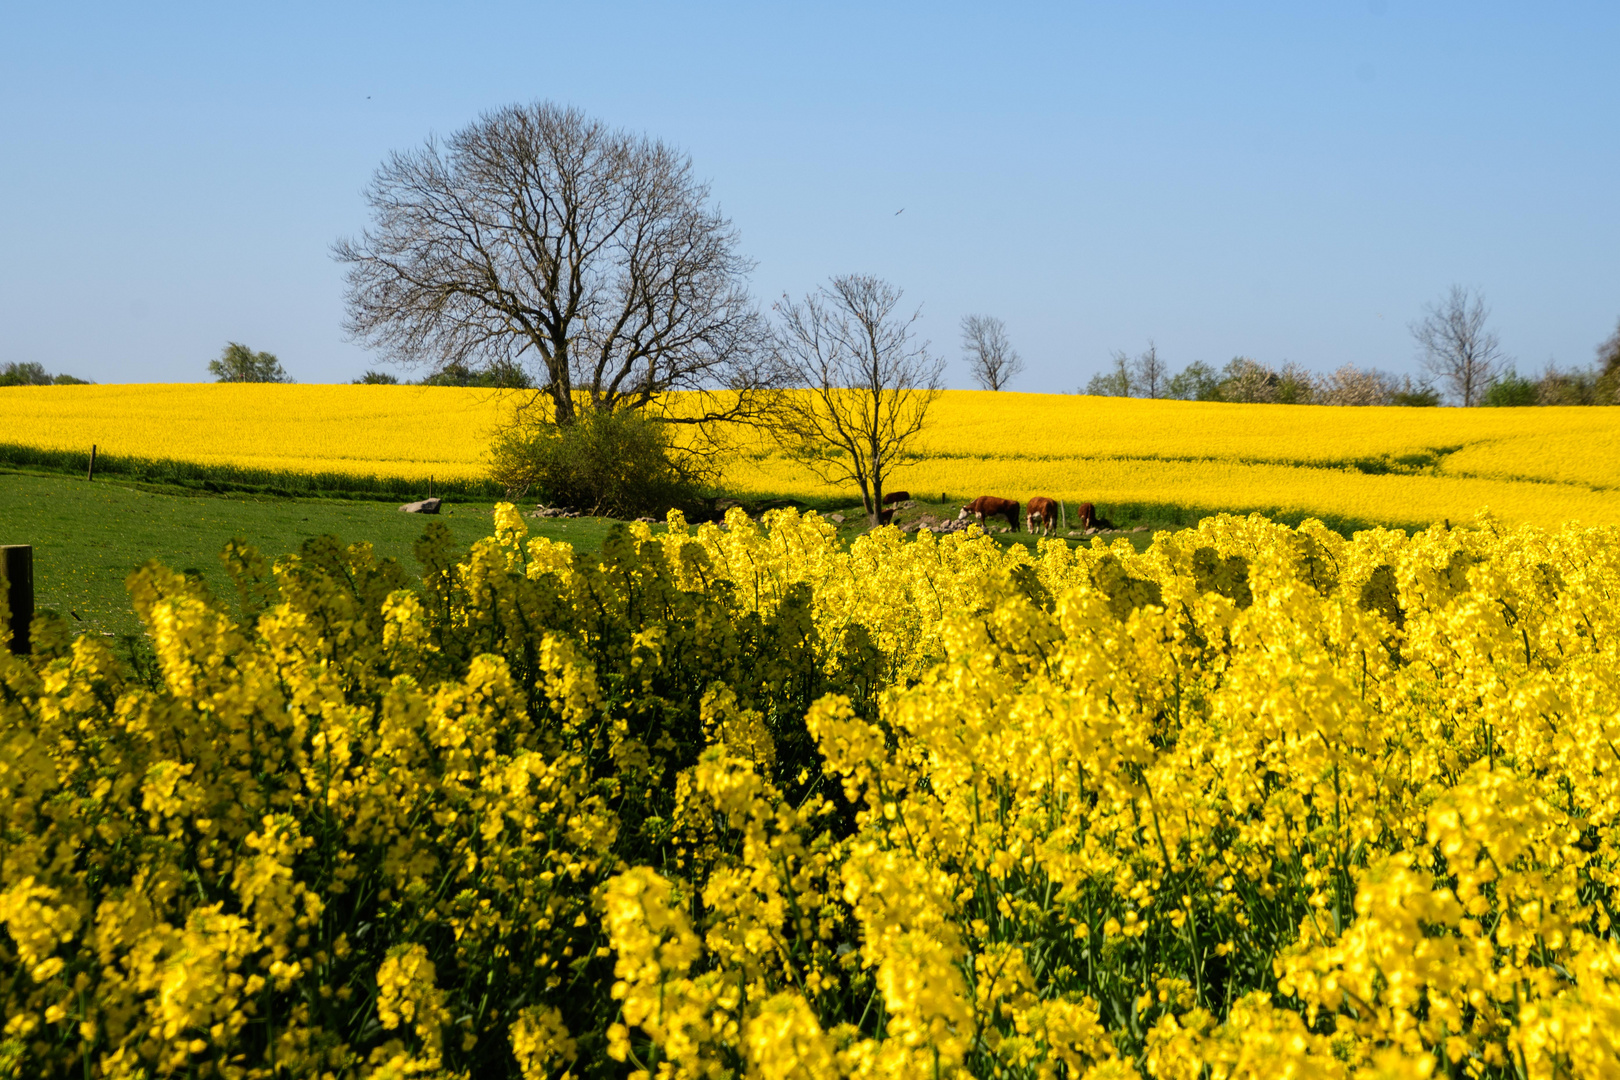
left=961, top=314, right=1024, bottom=391
left=333, top=102, right=772, bottom=433
left=1410, top=285, right=1507, bottom=407
left=770, top=276, right=944, bottom=527
left=1130, top=340, right=1167, bottom=399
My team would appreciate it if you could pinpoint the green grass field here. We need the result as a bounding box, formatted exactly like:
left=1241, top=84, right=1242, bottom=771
left=0, top=470, right=630, bottom=641
left=1, top=469, right=1160, bottom=649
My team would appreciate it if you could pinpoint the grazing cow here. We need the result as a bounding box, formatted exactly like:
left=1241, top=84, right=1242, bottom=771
left=882, top=490, right=911, bottom=506
left=878, top=506, right=898, bottom=525
left=1075, top=502, right=1118, bottom=532
left=958, top=495, right=1020, bottom=532
left=1025, top=496, right=1060, bottom=536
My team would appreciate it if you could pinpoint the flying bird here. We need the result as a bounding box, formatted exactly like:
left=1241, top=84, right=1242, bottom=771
left=895, top=208, right=904, bottom=215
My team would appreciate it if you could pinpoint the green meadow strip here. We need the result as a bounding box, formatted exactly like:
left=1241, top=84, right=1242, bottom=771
left=0, top=442, right=505, bottom=501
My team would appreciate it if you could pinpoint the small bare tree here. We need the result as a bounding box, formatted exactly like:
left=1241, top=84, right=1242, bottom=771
left=1084, top=352, right=1134, bottom=396
left=1130, top=340, right=1168, bottom=398
left=1411, top=286, right=1507, bottom=407
left=772, top=275, right=945, bottom=527
left=334, top=101, right=770, bottom=431
left=961, top=314, right=1023, bottom=391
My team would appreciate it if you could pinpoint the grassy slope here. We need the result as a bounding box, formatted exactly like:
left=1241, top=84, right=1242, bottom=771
left=0, top=441, right=505, bottom=501
left=0, top=470, right=624, bottom=640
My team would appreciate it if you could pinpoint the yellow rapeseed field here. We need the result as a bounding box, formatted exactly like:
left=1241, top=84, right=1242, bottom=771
left=6, top=506, right=1620, bottom=1077
left=2, top=384, right=1617, bottom=527
left=0, top=383, right=516, bottom=482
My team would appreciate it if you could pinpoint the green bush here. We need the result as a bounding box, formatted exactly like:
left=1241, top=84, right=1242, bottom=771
left=1483, top=368, right=1539, bottom=407
left=488, top=407, right=709, bottom=517
left=1165, top=360, right=1222, bottom=401
left=1390, top=379, right=1441, bottom=407
left=208, top=342, right=291, bottom=383
left=418, top=359, right=532, bottom=388
left=0, top=362, right=92, bottom=386
left=2, top=362, right=60, bottom=386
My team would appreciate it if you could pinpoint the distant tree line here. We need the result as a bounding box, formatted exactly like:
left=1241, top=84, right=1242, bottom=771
left=1085, top=292, right=1620, bottom=407
left=1083, top=350, right=1442, bottom=407
left=0, top=362, right=91, bottom=386
left=1474, top=315, right=1620, bottom=406
left=351, top=358, right=534, bottom=388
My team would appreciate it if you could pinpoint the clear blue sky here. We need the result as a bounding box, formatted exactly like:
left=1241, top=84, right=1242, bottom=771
left=2, top=2, right=1616, bottom=391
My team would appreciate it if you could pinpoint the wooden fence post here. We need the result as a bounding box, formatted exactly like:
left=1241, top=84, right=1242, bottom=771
left=87, top=444, right=97, bottom=481
left=2, top=545, right=32, bottom=656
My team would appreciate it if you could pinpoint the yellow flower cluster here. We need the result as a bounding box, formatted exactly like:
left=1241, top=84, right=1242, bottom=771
left=4, top=384, right=1618, bottom=526
left=4, top=503, right=1620, bottom=1077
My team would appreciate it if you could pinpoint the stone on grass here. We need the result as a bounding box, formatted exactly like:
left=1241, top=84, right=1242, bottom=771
left=400, top=498, right=442, bottom=514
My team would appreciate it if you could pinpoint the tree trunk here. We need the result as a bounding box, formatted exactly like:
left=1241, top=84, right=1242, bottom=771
left=868, top=432, right=883, bottom=527
left=550, top=385, right=577, bottom=425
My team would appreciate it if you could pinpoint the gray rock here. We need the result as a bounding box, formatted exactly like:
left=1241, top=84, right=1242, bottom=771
left=827, top=512, right=845, bottom=524
left=400, top=498, right=442, bottom=514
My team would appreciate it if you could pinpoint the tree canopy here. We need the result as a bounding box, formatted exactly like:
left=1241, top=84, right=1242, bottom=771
left=770, top=275, right=944, bottom=526
left=335, top=101, right=771, bottom=430
left=209, top=343, right=291, bottom=383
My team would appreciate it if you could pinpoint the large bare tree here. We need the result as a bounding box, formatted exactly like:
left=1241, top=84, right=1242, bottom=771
left=1411, top=285, right=1507, bottom=407
left=772, top=275, right=945, bottom=527
left=334, top=102, right=769, bottom=428
left=961, top=314, right=1024, bottom=391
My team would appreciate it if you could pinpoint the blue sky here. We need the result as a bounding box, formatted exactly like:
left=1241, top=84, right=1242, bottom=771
left=2, top=2, right=1616, bottom=391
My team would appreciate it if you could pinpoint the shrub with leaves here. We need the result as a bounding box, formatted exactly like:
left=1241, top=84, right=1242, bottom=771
left=488, top=408, right=708, bottom=517
left=208, top=342, right=292, bottom=384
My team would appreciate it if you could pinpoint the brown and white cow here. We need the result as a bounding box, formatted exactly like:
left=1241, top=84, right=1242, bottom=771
left=1025, top=496, right=1060, bottom=536
left=1074, top=502, right=1118, bottom=532
left=958, top=495, right=1020, bottom=532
